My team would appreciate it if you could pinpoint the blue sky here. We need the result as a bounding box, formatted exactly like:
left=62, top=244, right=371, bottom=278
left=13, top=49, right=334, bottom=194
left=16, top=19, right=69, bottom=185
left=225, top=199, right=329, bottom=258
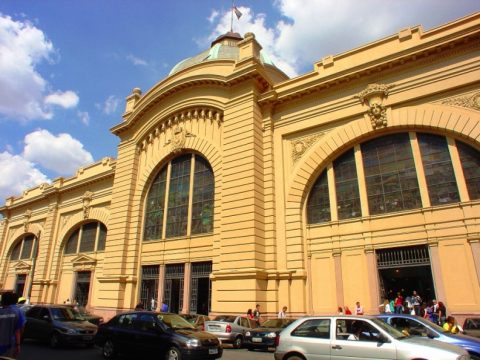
left=0, top=0, right=478, bottom=203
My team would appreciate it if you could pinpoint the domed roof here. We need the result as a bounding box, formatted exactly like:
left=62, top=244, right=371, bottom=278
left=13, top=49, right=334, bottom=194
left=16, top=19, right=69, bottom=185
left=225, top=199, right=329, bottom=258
left=169, top=32, right=276, bottom=75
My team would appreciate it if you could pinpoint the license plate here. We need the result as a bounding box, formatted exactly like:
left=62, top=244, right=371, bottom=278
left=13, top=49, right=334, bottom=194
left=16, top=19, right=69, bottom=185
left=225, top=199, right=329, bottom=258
left=209, top=348, right=218, bottom=354
left=252, top=337, right=262, bottom=343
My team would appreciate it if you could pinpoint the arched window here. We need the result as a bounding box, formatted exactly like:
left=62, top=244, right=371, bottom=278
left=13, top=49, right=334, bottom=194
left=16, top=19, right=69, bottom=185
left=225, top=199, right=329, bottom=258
left=307, top=132, right=480, bottom=224
left=10, top=234, right=36, bottom=260
left=64, top=221, right=107, bottom=254
left=144, top=153, right=214, bottom=240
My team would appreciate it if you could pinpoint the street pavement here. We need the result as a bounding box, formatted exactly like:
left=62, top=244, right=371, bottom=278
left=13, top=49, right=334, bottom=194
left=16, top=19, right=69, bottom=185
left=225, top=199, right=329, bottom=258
left=17, top=340, right=275, bottom=360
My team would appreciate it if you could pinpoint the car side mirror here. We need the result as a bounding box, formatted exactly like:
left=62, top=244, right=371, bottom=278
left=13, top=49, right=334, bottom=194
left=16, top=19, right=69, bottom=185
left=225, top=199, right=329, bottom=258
left=378, top=334, right=390, bottom=343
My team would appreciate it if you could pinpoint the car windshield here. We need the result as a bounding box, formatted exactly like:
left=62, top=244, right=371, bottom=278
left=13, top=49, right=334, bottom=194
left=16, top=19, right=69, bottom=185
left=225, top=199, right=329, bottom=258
left=213, top=315, right=236, bottom=323
left=157, top=314, right=196, bottom=330
left=51, top=307, right=84, bottom=321
left=260, top=319, right=296, bottom=328
left=370, top=318, right=408, bottom=339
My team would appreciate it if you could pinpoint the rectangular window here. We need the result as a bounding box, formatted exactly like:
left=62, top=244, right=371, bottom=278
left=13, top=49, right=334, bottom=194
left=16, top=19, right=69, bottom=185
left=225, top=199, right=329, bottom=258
left=166, top=156, right=191, bottom=237
left=334, top=149, right=361, bottom=220
left=362, top=133, right=421, bottom=214
left=97, top=224, right=107, bottom=251
left=20, top=235, right=34, bottom=259
left=191, top=158, right=214, bottom=235
left=79, top=223, right=96, bottom=252
left=418, top=133, right=459, bottom=206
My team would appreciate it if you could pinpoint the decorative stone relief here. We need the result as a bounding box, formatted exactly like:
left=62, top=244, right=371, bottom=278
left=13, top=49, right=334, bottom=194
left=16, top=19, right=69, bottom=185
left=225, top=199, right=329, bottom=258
left=355, top=83, right=394, bottom=130
left=82, top=191, right=93, bottom=219
left=291, top=133, right=324, bottom=163
left=23, top=209, right=32, bottom=232
left=441, top=92, right=480, bottom=111
left=139, top=107, right=219, bottom=153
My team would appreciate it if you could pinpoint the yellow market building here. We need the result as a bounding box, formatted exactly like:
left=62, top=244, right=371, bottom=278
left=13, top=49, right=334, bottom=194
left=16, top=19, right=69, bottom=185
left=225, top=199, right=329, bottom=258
left=1, top=13, right=479, bottom=321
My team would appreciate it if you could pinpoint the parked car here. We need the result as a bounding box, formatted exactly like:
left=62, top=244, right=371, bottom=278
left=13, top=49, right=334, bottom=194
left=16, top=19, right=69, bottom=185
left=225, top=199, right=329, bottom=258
left=204, top=315, right=257, bottom=348
left=179, top=313, right=210, bottom=330
left=274, top=315, right=470, bottom=360
left=23, top=304, right=98, bottom=348
left=94, top=311, right=222, bottom=359
left=377, top=313, right=480, bottom=359
left=65, top=305, right=104, bottom=325
left=244, top=318, right=296, bottom=351
left=464, top=318, right=480, bottom=339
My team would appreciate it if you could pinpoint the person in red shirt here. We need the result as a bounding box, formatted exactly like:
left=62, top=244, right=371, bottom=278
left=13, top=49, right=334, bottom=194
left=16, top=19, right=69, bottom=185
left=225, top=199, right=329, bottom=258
left=394, top=292, right=404, bottom=313
left=344, top=306, right=352, bottom=315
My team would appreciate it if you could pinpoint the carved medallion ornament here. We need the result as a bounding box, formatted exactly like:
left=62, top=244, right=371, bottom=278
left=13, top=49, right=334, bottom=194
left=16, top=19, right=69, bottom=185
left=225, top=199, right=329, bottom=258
left=355, top=83, right=394, bottom=130
left=441, top=92, right=480, bottom=111
left=292, top=134, right=324, bottom=163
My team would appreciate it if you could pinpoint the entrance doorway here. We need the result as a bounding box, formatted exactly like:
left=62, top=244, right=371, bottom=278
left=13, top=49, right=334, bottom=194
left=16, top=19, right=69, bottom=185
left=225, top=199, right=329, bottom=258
left=190, top=262, right=212, bottom=315
left=164, top=264, right=184, bottom=313
left=15, top=274, right=26, bottom=297
left=377, top=245, right=436, bottom=304
left=140, top=265, right=159, bottom=310
left=74, top=271, right=91, bottom=307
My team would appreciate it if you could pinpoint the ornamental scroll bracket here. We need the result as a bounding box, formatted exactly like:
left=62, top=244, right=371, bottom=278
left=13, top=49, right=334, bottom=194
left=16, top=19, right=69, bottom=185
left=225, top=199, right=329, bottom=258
left=82, top=191, right=93, bottom=219
left=355, top=83, right=394, bottom=130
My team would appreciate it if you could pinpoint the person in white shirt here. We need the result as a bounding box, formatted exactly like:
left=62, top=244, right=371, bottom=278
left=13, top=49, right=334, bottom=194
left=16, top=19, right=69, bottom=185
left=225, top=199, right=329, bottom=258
left=278, top=306, right=287, bottom=319
left=355, top=301, right=364, bottom=315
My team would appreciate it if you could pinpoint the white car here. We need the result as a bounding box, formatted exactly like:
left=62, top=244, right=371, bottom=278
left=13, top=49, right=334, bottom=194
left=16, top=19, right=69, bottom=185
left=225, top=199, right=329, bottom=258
left=274, top=315, right=470, bottom=360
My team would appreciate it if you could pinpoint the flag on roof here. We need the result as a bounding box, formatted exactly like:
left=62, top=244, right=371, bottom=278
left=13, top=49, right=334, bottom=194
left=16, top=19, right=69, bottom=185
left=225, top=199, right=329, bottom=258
left=233, top=6, right=242, bottom=19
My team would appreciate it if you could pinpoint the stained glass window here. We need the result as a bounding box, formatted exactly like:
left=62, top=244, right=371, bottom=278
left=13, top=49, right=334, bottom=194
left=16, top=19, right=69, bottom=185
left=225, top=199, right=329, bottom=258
left=307, top=170, right=330, bottom=223
left=457, top=140, right=480, bottom=200
left=334, top=149, right=361, bottom=220
left=418, top=133, right=459, bottom=205
left=362, top=133, right=421, bottom=214
left=144, top=154, right=214, bottom=240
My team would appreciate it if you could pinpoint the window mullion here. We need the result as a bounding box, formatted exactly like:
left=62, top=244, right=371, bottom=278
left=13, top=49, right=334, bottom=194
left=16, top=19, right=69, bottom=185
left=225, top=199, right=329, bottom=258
left=409, top=132, right=430, bottom=208
left=447, top=137, right=469, bottom=202
left=77, top=225, right=83, bottom=253
left=163, top=162, right=172, bottom=239
left=94, top=223, right=100, bottom=252
left=327, top=163, right=337, bottom=222
left=187, top=154, right=195, bottom=237
left=354, top=144, right=369, bottom=217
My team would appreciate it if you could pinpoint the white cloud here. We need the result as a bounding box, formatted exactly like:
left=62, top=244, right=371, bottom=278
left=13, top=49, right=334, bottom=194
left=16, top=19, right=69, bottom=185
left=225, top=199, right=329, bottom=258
left=44, top=90, right=79, bottom=108
left=77, top=110, right=90, bottom=126
left=206, top=0, right=479, bottom=77
left=0, top=151, right=49, bottom=200
left=101, top=95, right=119, bottom=115
left=208, top=10, right=219, bottom=23
left=126, top=54, right=148, bottom=66
left=22, top=129, right=93, bottom=175
left=0, top=14, right=77, bottom=121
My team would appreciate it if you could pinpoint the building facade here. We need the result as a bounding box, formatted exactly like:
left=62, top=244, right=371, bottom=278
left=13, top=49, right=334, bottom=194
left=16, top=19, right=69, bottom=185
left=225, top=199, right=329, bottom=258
left=1, top=13, right=479, bottom=321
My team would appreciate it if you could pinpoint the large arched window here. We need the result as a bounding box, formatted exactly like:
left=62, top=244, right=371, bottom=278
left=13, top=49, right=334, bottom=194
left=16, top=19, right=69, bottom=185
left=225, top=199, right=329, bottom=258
left=144, top=153, right=214, bottom=240
left=10, top=234, right=36, bottom=260
left=64, top=221, right=107, bottom=254
left=307, top=132, right=480, bottom=224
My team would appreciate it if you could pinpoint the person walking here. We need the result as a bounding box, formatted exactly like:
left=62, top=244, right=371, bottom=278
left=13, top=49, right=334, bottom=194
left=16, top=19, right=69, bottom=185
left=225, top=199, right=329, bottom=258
left=355, top=301, right=364, bottom=315
left=412, top=290, right=422, bottom=316
left=247, top=308, right=254, bottom=320
left=253, top=304, right=262, bottom=325
left=278, top=306, right=287, bottom=319
left=394, top=292, right=404, bottom=314
left=436, top=301, right=447, bottom=325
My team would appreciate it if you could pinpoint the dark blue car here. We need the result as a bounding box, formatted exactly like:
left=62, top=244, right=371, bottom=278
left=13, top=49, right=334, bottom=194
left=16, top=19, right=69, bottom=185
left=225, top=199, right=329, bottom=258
left=95, top=311, right=222, bottom=360
left=377, top=313, right=480, bottom=360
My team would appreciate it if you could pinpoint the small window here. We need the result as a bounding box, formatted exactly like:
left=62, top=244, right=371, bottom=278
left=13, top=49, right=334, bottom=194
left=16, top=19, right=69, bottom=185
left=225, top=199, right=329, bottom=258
left=291, top=319, right=330, bottom=339
left=337, top=319, right=381, bottom=342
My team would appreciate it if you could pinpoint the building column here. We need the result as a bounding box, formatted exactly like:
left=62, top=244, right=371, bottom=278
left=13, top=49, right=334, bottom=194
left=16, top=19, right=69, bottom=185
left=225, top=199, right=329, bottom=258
left=156, top=264, right=165, bottom=311
left=468, top=238, right=480, bottom=285
left=182, top=263, right=191, bottom=314
left=428, top=241, right=446, bottom=302
left=332, top=250, right=344, bottom=310
left=365, top=247, right=380, bottom=313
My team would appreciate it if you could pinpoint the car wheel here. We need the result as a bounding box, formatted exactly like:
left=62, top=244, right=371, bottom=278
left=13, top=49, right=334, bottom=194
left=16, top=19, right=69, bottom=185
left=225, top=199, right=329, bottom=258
left=286, top=355, right=305, bottom=360
left=232, top=336, right=243, bottom=349
left=166, top=347, right=182, bottom=360
left=49, top=333, right=60, bottom=348
left=103, top=339, right=116, bottom=359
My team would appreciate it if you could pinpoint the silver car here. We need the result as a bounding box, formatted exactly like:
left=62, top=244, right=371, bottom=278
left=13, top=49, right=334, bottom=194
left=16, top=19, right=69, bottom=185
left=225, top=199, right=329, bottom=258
left=204, top=315, right=257, bottom=348
left=274, top=315, right=470, bottom=360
